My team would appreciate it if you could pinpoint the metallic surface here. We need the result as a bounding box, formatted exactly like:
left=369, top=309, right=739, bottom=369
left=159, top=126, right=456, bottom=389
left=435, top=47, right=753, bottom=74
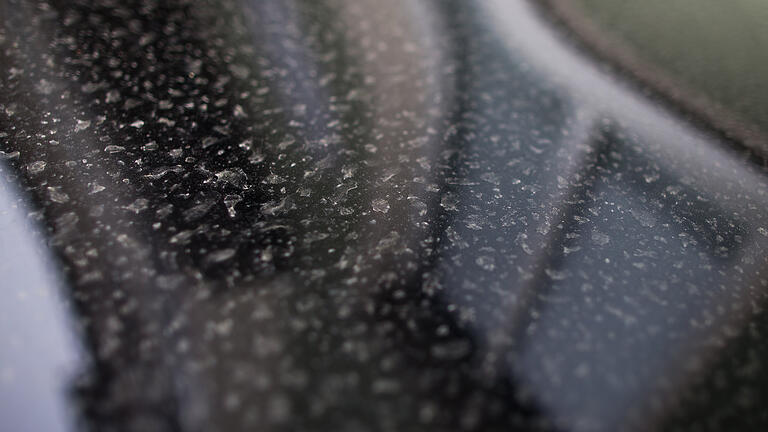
left=1, top=0, right=768, bottom=431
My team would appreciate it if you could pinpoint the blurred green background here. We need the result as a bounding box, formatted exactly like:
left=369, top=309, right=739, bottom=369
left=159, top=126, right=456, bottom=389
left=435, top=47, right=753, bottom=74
left=573, top=0, right=768, bottom=133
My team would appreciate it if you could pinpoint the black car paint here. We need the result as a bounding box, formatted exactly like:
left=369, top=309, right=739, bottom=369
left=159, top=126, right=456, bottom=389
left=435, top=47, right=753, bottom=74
left=1, top=0, right=768, bottom=431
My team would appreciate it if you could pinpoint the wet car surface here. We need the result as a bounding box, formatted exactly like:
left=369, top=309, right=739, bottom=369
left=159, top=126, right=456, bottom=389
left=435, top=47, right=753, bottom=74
left=1, top=1, right=768, bottom=431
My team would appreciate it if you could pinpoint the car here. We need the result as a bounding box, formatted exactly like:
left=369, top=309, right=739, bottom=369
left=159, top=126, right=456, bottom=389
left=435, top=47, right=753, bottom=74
left=1, top=1, right=767, bottom=431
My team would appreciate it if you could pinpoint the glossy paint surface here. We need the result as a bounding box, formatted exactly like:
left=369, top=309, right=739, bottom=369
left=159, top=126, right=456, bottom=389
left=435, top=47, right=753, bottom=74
left=1, top=1, right=768, bottom=431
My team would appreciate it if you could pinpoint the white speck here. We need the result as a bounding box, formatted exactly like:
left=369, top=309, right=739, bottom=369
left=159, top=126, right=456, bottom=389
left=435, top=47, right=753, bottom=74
left=130, top=120, right=145, bottom=128
left=89, top=183, right=105, bottom=194
left=480, top=172, right=500, bottom=185
left=475, top=255, right=496, bottom=271
left=104, top=145, right=125, bottom=153
left=228, top=64, right=250, bottom=79
left=74, top=119, right=91, bottom=132
left=643, top=172, right=660, bottom=183
left=430, top=340, right=471, bottom=360
left=605, top=305, right=637, bottom=326
left=202, top=137, right=218, bottom=148
left=545, top=268, right=568, bottom=280
left=124, top=98, right=147, bottom=114
left=261, top=197, right=288, bottom=216
left=105, top=90, right=121, bottom=103
left=376, top=231, right=400, bottom=251
left=372, top=198, right=390, bottom=214
left=440, top=194, right=459, bottom=211
left=465, top=215, right=484, bottom=230
left=47, top=186, right=70, bottom=203
left=372, top=379, right=401, bottom=394
left=170, top=230, right=195, bottom=245
left=631, top=208, right=657, bottom=228
left=409, top=197, right=427, bottom=216
left=381, top=168, right=398, bottom=182
left=213, top=318, right=234, bottom=336
left=26, top=161, right=46, bottom=175
left=54, top=212, right=78, bottom=233
left=36, top=79, right=54, bottom=95
left=81, top=82, right=103, bottom=93
left=207, top=248, right=236, bottom=263
left=144, top=166, right=183, bottom=180
left=124, top=198, right=149, bottom=214
left=223, top=194, right=242, bottom=218
left=116, top=234, right=135, bottom=247
left=591, top=231, right=610, bottom=246
left=260, top=247, right=273, bottom=262
left=265, top=173, right=285, bottom=184
left=157, top=117, right=175, bottom=127
left=215, top=168, right=248, bottom=189
left=139, top=34, right=155, bottom=47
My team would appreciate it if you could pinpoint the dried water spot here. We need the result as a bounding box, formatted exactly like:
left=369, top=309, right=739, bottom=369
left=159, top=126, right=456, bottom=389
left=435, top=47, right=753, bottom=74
left=207, top=248, right=236, bottom=263
left=372, top=198, right=390, bottom=214
left=591, top=231, right=610, bottom=246
left=26, top=161, right=46, bottom=175
left=47, top=186, right=70, bottom=204
left=215, top=168, right=249, bottom=189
